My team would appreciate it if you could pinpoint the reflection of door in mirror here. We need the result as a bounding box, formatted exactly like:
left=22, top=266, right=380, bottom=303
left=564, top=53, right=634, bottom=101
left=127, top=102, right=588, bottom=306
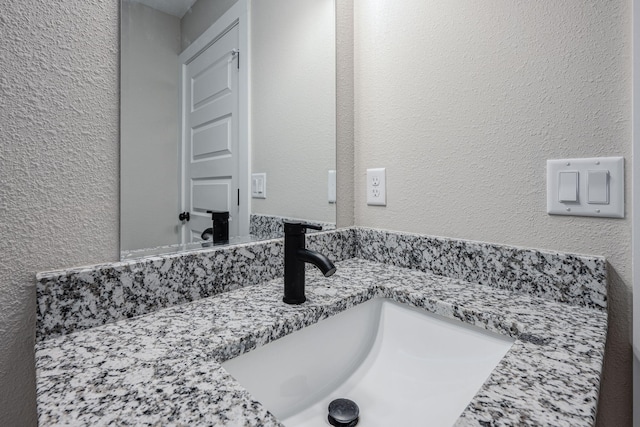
left=180, top=22, right=244, bottom=244
left=120, top=0, right=336, bottom=259
left=121, top=0, right=249, bottom=257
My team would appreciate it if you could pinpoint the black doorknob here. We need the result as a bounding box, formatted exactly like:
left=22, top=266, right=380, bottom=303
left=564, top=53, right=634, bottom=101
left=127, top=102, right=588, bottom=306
left=179, top=212, right=190, bottom=222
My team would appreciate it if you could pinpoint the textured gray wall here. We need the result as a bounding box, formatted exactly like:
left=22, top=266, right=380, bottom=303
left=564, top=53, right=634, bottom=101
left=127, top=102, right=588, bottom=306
left=353, top=1, right=632, bottom=425
left=0, top=1, right=119, bottom=425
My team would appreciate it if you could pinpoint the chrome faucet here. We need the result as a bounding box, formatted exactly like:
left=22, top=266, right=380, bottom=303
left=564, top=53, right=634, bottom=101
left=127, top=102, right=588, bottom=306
left=283, top=222, right=336, bottom=304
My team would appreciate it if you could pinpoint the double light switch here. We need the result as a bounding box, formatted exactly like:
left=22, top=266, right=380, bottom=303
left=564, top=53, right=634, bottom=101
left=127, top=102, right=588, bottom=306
left=558, top=170, right=609, bottom=204
left=547, top=157, right=623, bottom=218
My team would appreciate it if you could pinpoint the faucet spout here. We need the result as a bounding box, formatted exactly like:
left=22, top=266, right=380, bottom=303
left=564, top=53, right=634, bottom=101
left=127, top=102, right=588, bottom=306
left=283, top=221, right=337, bottom=305
left=296, top=249, right=337, bottom=277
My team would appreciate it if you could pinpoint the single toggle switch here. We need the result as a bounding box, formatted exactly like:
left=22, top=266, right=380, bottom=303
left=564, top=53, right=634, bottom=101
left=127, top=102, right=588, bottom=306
left=558, top=171, right=578, bottom=202
left=587, top=170, right=609, bottom=204
left=251, top=173, right=267, bottom=199
left=328, top=170, right=336, bottom=203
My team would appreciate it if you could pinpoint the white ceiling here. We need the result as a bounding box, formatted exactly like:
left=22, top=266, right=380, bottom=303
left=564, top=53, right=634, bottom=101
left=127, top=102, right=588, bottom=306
left=129, top=0, right=198, bottom=18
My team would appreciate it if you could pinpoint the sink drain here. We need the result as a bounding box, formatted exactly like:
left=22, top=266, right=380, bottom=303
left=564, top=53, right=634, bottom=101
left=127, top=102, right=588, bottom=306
left=328, top=398, right=359, bottom=427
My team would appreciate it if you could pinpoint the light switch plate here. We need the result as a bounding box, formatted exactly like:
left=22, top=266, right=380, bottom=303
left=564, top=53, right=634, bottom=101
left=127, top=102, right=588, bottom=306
left=328, top=170, right=336, bottom=203
left=251, top=173, right=266, bottom=199
left=547, top=157, right=624, bottom=218
left=367, top=168, right=386, bottom=206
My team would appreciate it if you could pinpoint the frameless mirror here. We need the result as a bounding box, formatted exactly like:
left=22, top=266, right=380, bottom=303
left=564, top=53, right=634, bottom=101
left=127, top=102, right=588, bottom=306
left=120, top=0, right=336, bottom=259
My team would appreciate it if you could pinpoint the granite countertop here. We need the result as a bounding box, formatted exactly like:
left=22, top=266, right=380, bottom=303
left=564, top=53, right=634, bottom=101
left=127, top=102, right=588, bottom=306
left=36, top=257, right=607, bottom=426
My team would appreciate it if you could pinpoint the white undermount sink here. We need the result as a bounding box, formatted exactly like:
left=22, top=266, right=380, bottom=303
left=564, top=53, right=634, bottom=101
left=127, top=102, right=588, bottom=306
left=222, top=298, right=514, bottom=426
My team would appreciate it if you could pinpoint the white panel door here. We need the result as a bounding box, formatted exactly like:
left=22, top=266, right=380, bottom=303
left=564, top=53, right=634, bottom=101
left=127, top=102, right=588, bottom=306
left=182, top=24, right=239, bottom=243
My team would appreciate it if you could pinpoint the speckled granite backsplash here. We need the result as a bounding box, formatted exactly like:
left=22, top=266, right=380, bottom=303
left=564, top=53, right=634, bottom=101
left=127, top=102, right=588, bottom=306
left=355, top=228, right=607, bottom=310
left=249, top=213, right=336, bottom=240
left=36, top=227, right=606, bottom=342
left=36, top=229, right=355, bottom=341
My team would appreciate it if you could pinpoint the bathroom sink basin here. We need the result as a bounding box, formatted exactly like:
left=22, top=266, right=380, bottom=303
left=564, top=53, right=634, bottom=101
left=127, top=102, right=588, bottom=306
left=222, top=298, right=514, bottom=426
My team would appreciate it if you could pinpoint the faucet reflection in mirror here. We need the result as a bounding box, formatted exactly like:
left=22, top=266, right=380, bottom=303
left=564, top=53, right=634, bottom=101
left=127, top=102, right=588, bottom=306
left=120, top=0, right=336, bottom=259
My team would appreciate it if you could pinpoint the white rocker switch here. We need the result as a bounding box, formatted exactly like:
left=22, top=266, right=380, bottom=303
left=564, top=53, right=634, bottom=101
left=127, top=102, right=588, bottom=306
left=587, top=170, right=609, bottom=204
left=558, top=171, right=578, bottom=202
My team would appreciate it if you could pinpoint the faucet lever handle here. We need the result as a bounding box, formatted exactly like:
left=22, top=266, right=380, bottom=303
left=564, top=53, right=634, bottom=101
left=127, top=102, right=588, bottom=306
left=283, top=221, right=322, bottom=234
left=302, top=223, right=322, bottom=231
